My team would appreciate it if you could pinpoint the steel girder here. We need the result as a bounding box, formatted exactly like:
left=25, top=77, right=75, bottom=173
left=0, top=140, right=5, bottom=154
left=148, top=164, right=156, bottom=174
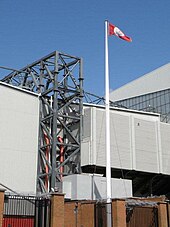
left=1, top=51, right=83, bottom=194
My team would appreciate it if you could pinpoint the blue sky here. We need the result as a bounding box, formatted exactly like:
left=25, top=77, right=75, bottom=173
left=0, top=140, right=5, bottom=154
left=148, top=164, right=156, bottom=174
left=0, top=0, right=170, bottom=97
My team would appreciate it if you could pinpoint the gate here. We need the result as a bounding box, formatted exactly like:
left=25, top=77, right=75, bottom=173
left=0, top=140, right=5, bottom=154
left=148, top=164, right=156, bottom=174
left=3, top=194, right=51, bottom=227
left=95, top=202, right=109, bottom=227
left=126, top=206, right=158, bottom=227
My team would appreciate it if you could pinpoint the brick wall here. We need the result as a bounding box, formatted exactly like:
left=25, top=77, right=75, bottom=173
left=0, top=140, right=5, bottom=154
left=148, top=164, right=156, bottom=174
left=158, top=202, right=168, bottom=227
left=80, top=203, right=95, bottom=227
left=112, top=199, right=126, bottom=227
left=50, top=193, right=65, bottom=227
left=50, top=195, right=170, bottom=227
left=64, top=201, right=95, bottom=227
left=64, top=202, right=76, bottom=226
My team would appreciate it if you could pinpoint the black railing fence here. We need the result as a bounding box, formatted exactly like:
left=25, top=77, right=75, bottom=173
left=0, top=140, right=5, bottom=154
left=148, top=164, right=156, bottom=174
left=3, top=194, right=51, bottom=227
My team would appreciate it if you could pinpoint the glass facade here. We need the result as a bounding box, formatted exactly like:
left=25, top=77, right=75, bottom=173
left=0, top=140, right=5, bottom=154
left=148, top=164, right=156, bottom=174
left=115, top=89, right=170, bottom=123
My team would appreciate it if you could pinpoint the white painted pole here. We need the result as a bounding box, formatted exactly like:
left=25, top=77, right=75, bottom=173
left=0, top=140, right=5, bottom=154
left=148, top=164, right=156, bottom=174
left=105, top=20, right=112, bottom=226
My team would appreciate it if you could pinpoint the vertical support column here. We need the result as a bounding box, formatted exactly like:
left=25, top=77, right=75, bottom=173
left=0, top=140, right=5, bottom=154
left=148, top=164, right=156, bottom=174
left=51, top=193, right=65, bottom=227
left=112, top=199, right=126, bottom=227
left=51, top=51, right=59, bottom=191
left=0, top=189, right=5, bottom=227
left=158, top=202, right=168, bottom=227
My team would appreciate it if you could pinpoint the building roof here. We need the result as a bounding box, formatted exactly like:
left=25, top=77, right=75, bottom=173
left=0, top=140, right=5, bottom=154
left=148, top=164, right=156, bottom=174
left=110, top=63, right=170, bottom=101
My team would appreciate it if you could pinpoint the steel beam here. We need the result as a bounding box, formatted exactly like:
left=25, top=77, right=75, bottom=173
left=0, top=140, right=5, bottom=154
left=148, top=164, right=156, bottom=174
left=1, top=51, right=84, bottom=194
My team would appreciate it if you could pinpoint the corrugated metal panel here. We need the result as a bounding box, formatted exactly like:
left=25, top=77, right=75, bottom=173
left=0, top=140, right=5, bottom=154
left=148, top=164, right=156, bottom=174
left=4, top=196, right=35, bottom=216
left=0, top=84, right=39, bottom=194
left=3, top=195, right=50, bottom=227
left=3, top=217, right=34, bottom=227
left=134, top=118, right=159, bottom=173
left=160, top=122, right=170, bottom=174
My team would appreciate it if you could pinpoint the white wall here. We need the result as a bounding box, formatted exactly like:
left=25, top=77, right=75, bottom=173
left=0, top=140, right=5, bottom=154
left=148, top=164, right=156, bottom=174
left=0, top=83, right=39, bottom=194
left=63, top=174, right=132, bottom=200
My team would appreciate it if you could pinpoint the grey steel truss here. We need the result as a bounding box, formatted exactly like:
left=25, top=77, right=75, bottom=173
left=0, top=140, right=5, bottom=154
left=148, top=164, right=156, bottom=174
left=1, top=51, right=83, bottom=194
left=83, top=91, right=127, bottom=108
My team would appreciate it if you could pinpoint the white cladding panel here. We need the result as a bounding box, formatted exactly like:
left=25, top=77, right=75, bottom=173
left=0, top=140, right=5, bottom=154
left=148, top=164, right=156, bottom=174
left=134, top=118, right=159, bottom=173
left=83, top=107, right=91, bottom=139
left=81, top=107, right=92, bottom=166
left=160, top=122, right=170, bottom=174
left=95, top=109, right=132, bottom=169
left=81, top=106, right=162, bottom=174
left=0, top=84, right=39, bottom=194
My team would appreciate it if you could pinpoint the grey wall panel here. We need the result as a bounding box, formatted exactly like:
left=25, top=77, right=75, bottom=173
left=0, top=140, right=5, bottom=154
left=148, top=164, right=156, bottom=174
left=81, top=105, right=162, bottom=175
left=95, top=109, right=105, bottom=166
left=110, top=63, right=170, bottom=101
left=82, top=107, right=91, bottom=139
left=134, top=118, right=159, bottom=173
left=110, top=112, right=131, bottom=169
left=160, top=123, right=170, bottom=174
left=0, top=84, right=39, bottom=194
left=81, top=108, right=92, bottom=166
left=94, top=108, right=132, bottom=169
left=81, top=141, right=91, bottom=166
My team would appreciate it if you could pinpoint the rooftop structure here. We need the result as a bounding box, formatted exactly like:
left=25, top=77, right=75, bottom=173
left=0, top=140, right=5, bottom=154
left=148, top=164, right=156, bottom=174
left=110, top=63, right=170, bottom=123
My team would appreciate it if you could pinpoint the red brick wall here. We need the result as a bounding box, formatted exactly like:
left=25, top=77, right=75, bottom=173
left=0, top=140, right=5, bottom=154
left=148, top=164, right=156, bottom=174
left=50, top=193, right=64, bottom=227
left=50, top=196, right=170, bottom=227
left=112, top=199, right=126, bottom=227
left=81, top=203, right=95, bottom=227
left=158, top=202, right=168, bottom=227
left=64, top=202, right=76, bottom=226
left=64, top=201, right=95, bottom=227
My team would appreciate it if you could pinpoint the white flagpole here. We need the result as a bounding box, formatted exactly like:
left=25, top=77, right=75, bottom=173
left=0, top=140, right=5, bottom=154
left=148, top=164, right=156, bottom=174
left=105, top=20, right=112, bottom=226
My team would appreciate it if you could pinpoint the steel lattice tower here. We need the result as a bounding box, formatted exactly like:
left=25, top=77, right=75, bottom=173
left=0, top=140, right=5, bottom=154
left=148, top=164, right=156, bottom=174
left=1, top=51, right=83, bottom=194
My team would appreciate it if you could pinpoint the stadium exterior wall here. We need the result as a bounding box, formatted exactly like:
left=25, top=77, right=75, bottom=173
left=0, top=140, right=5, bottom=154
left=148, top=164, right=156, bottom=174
left=81, top=105, right=170, bottom=175
left=0, top=82, right=39, bottom=194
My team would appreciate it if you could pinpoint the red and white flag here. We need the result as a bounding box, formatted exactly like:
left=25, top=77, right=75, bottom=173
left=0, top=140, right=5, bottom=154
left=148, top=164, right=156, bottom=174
left=108, top=23, right=132, bottom=42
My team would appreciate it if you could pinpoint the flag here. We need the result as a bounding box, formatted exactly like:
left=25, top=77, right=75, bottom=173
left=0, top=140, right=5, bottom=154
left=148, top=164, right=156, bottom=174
left=108, top=23, right=132, bottom=42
